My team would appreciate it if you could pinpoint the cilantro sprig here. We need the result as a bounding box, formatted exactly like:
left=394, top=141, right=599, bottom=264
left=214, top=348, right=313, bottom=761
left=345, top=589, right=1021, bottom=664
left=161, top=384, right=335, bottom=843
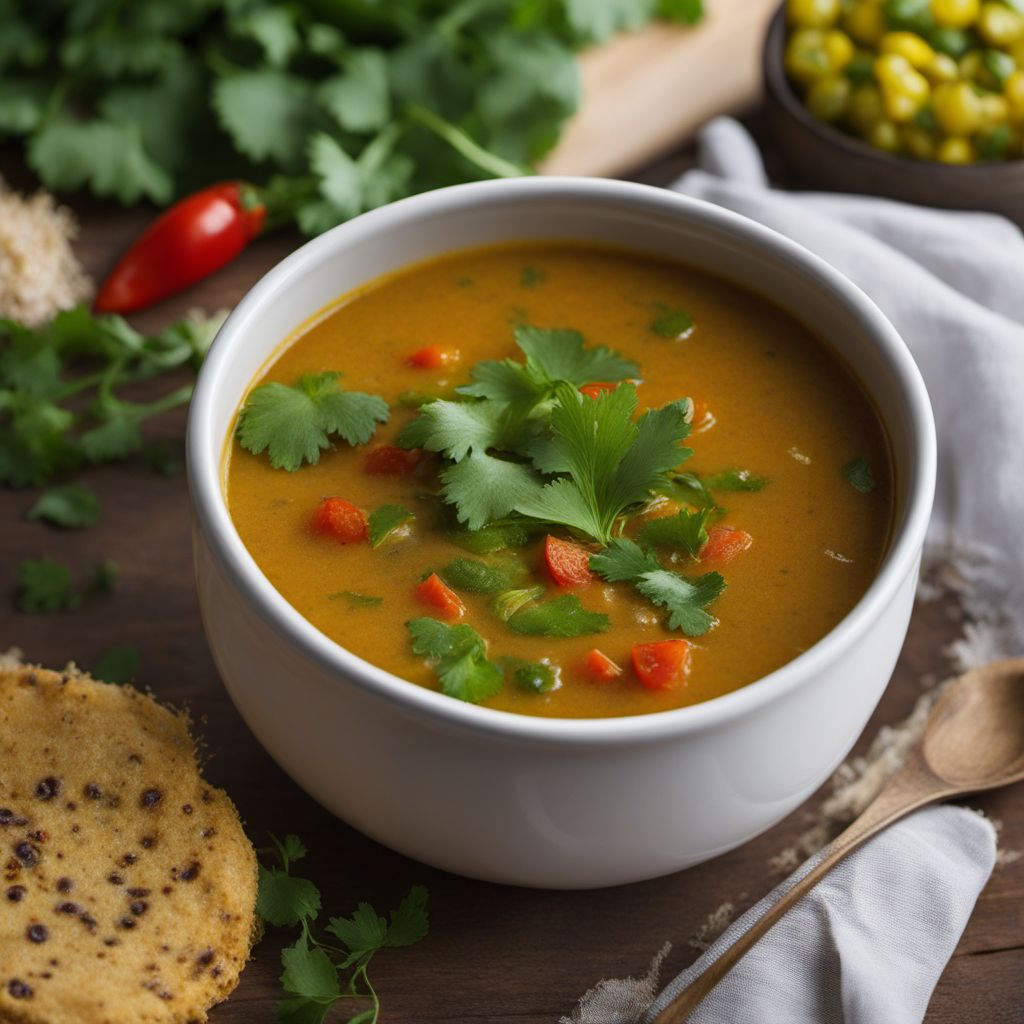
left=407, top=617, right=503, bottom=703
left=237, top=372, right=389, bottom=471
left=590, top=539, right=725, bottom=636
left=258, top=833, right=428, bottom=1024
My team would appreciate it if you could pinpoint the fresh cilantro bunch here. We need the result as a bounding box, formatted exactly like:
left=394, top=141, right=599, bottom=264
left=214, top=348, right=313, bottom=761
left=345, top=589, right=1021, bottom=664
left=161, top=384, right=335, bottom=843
left=0, top=0, right=702, bottom=233
left=258, top=833, right=428, bottom=1024
left=0, top=306, right=223, bottom=487
left=399, top=326, right=691, bottom=545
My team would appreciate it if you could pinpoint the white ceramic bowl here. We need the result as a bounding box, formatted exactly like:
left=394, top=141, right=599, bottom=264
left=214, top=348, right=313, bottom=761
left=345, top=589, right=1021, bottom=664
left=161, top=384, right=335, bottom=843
left=188, top=177, right=935, bottom=889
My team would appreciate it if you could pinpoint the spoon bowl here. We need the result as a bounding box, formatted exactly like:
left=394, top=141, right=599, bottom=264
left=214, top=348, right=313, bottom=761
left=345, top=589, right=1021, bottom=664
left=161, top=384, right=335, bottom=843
left=923, top=660, right=1024, bottom=789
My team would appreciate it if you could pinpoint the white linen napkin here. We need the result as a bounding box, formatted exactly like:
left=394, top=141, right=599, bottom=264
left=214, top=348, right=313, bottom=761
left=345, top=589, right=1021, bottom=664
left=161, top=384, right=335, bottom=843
left=563, top=117, right=1015, bottom=1024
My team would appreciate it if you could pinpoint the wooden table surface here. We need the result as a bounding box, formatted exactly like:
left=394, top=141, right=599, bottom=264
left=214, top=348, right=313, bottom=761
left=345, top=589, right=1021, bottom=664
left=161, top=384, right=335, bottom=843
left=2, top=136, right=1023, bottom=1023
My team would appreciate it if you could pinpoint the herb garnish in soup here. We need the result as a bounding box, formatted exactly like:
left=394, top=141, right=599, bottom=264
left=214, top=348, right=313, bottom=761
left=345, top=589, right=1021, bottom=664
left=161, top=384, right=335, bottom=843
left=226, top=243, right=893, bottom=719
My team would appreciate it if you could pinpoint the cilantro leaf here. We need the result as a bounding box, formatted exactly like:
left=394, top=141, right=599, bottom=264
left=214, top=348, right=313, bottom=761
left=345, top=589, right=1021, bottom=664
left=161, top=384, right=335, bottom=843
left=636, top=569, right=725, bottom=636
left=703, top=469, right=768, bottom=492
left=590, top=539, right=724, bottom=636
left=650, top=304, right=695, bottom=339
left=506, top=595, right=609, bottom=637
left=275, top=834, right=309, bottom=866
left=258, top=866, right=322, bottom=928
left=439, top=453, right=543, bottom=530
left=237, top=372, right=389, bottom=471
left=326, top=903, right=388, bottom=967
left=16, top=558, right=74, bottom=613
left=397, top=398, right=509, bottom=460
left=91, top=646, right=139, bottom=684
left=318, top=49, right=391, bottom=133
left=447, top=521, right=533, bottom=554
left=637, top=508, right=711, bottom=557
left=659, top=0, right=705, bottom=23
left=407, top=617, right=503, bottom=703
left=506, top=658, right=559, bottom=693
left=280, top=937, right=340, bottom=999
left=368, top=505, right=413, bottom=548
left=658, top=471, right=720, bottom=512
left=27, top=483, right=101, bottom=528
left=842, top=457, right=875, bottom=493
left=492, top=585, right=546, bottom=621
left=383, top=885, right=430, bottom=948
left=439, top=557, right=518, bottom=594
left=514, top=384, right=691, bottom=544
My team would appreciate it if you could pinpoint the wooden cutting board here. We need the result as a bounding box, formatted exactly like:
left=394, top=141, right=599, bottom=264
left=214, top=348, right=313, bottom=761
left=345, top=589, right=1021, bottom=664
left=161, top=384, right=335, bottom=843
left=541, top=0, right=780, bottom=176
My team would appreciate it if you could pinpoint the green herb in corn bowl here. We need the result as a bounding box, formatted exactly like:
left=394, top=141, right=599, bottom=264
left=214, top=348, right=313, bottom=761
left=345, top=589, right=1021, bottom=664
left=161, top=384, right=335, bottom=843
left=763, top=0, right=1024, bottom=224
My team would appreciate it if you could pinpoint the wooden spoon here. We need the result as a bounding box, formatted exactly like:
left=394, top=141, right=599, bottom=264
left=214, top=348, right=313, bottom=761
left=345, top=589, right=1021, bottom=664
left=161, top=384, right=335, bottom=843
left=651, top=658, right=1024, bottom=1024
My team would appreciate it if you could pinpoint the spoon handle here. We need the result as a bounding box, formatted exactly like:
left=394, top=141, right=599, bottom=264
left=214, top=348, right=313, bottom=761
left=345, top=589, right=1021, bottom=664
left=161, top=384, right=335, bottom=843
left=649, top=749, right=948, bottom=1024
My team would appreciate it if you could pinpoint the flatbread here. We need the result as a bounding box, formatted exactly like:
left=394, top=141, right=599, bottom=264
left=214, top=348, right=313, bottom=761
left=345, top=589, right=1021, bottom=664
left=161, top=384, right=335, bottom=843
left=0, top=664, right=257, bottom=1024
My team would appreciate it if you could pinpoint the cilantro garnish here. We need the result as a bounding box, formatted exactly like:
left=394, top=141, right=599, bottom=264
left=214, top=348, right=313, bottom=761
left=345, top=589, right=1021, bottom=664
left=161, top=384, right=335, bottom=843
left=590, top=539, right=725, bottom=636
left=649, top=303, right=695, bottom=340
left=703, top=469, right=768, bottom=492
left=492, top=585, right=546, bottom=621
left=439, top=557, right=521, bottom=594
left=27, top=483, right=101, bottom=528
left=406, top=617, right=503, bottom=703
left=513, top=384, right=692, bottom=544
left=521, top=266, right=546, bottom=288
left=237, top=372, right=389, bottom=471
left=506, top=595, right=609, bottom=637
left=637, top=508, right=711, bottom=557
left=16, top=557, right=117, bottom=614
left=368, top=505, right=413, bottom=548
left=841, top=457, right=875, bottom=493
left=257, top=833, right=427, bottom=1024
left=329, top=591, right=383, bottom=608
left=503, top=658, right=559, bottom=693
left=91, top=646, right=139, bottom=685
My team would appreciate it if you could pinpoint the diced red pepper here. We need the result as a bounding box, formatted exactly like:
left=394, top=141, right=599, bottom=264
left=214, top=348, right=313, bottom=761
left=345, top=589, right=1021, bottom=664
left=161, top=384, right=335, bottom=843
left=415, top=573, right=465, bottom=621
left=310, top=497, right=368, bottom=544
left=700, top=525, right=753, bottom=564
left=579, top=381, right=619, bottom=400
left=544, top=535, right=594, bottom=587
left=363, top=445, right=422, bottom=476
left=581, top=649, right=623, bottom=683
left=407, top=346, right=460, bottom=370
left=631, top=640, right=690, bottom=691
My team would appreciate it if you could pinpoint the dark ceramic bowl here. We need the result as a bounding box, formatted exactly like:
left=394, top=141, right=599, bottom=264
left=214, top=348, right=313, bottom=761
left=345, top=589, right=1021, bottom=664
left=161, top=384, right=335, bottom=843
left=763, top=4, right=1024, bottom=226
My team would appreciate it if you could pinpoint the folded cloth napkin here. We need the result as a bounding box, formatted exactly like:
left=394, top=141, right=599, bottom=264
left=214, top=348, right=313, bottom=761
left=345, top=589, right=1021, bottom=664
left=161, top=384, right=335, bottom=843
left=564, top=117, right=1016, bottom=1024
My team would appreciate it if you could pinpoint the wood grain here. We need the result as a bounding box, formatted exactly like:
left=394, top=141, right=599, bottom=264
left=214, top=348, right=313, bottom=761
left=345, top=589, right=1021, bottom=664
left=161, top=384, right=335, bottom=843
left=540, top=0, right=778, bottom=177
left=1, top=151, right=1022, bottom=1023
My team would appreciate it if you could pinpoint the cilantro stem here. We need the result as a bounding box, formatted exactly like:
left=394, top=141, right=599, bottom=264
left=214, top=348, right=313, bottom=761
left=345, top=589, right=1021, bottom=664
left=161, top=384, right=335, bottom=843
left=131, top=384, right=194, bottom=418
left=407, top=104, right=528, bottom=179
left=53, top=369, right=110, bottom=401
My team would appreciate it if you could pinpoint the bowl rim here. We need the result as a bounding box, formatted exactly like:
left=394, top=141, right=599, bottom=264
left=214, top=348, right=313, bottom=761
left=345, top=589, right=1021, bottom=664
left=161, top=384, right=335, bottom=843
left=187, top=176, right=936, bottom=746
left=762, top=3, right=1024, bottom=177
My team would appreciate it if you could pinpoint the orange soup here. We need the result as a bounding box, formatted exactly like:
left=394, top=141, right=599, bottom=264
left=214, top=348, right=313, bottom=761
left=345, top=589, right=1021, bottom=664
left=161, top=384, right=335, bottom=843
left=225, top=243, right=893, bottom=718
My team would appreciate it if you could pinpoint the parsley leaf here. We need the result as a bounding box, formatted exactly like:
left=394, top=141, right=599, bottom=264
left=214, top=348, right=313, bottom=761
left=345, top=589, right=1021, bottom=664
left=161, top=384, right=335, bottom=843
left=637, top=508, right=711, bottom=557
left=514, top=384, right=691, bottom=544
left=406, top=617, right=503, bottom=703
left=91, top=646, right=139, bottom=685
left=368, top=505, right=413, bottom=548
left=591, top=539, right=725, bottom=636
left=27, top=483, right=101, bottom=528
left=237, top=372, right=389, bottom=471
left=506, top=595, right=609, bottom=637
left=842, top=457, right=875, bottom=493
left=703, top=469, right=768, bottom=492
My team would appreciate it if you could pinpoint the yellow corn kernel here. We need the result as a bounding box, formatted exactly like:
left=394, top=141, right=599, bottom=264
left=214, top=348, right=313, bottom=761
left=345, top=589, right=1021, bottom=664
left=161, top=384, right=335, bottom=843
left=933, top=80, right=985, bottom=133
left=932, top=0, right=980, bottom=29
left=1006, top=69, right=1024, bottom=117
left=786, top=0, right=841, bottom=28
left=785, top=29, right=831, bottom=83
left=936, top=135, right=976, bottom=162
left=876, top=53, right=931, bottom=122
left=880, top=31, right=935, bottom=68
left=922, top=52, right=960, bottom=83
left=868, top=120, right=901, bottom=151
left=823, top=29, right=856, bottom=71
left=843, top=1, right=887, bottom=47
left=900, top=124, right=936, bottom=159
left=848, top=82, right=886, bottom=134
left=978, top=2, right=1024, bottom=46
left=806, top=74, right=853, bottom=119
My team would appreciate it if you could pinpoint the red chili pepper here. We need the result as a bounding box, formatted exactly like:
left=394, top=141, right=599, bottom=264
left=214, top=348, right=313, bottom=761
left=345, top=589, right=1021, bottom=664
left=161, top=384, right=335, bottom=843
left=94, top=182, right=266, bottom=314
